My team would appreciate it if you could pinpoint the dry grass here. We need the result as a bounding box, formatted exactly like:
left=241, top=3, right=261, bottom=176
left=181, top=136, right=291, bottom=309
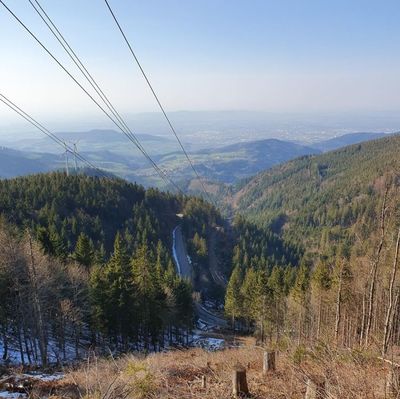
left=36, top=343, right=393, bottom=398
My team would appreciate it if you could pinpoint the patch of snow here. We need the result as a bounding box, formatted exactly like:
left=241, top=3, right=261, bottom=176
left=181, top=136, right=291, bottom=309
left=22, top=372, right=64, bottom=382
left=0, top=335, right=85, bottom=366
left=191, top=335, right=225, bottom=351
left=0, top=392, right=27, bottom=399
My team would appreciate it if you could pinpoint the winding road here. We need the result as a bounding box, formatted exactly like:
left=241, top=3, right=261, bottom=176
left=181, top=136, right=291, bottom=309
left=172, top=225, right=228, bottom=330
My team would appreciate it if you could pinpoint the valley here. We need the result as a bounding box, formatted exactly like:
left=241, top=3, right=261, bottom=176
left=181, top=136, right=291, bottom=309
left=0, top=133, right=399, bottom=399
left=1, top=0, right=400, bottom=396
left=0, top=129, right=393, bottom=187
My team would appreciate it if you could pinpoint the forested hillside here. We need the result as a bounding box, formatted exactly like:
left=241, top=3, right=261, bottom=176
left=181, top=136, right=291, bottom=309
left=0, top=172, right=300, bottom=365
left=5, top=131, right=400, bottom=372
left=223, top=134, right=400, bottom=354
left=0, top=172, right=183, bottom=256
left=0, top=173, right=201, bottom=364
left=231, top=134, right=400, bottom=248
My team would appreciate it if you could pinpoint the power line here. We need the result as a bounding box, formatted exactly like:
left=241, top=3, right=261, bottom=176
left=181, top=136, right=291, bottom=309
left=0, top=0, right=183, bottom=194
left=0, top=93, right=108, bottom=178
left=104, top=0, right=215, bottom=205
left=24, top=0, right=178, bottom=191
left=28, top=0, right=147, bottom=162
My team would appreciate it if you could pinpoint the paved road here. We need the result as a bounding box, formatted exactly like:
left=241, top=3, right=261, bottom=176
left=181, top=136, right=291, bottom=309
left=172, top=225, right=228, bottom=329
left=172, top=226, right=192, bottom=281
left=196, top=304, right=228, bottom=328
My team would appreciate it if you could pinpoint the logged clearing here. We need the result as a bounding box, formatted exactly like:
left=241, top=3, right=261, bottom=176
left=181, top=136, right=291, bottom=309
left=17, top=344, right=396, bottom=398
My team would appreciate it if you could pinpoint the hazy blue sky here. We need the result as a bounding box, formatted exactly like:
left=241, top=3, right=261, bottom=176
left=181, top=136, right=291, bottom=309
left=1, top=0, right=400, bottom=132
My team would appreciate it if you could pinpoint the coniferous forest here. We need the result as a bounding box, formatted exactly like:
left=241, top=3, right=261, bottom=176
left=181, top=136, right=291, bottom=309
left=0, top=135, right=400, bottom=398
left=223, top=136, right=400, bottom=357
left=0, top=173, right=195, bottom=364
left=0, top=136, right=399, bottom=393
left=2, top=1, right=400, bottom=395
left=0, top=172, right=299, bottom=365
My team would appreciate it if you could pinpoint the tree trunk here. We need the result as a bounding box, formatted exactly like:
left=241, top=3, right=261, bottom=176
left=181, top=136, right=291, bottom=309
left=27, top=233, right=47, bottom=366
left=360, top=289, right=367, bottom=345
left=317, top=295, right=322, bottom=340
left=232, top=363, right=249, bottom=397
left=382, top=227, right=400, bottom=355
left=334, top=263, right=343, bottom=345
left=365, top=186, right=388, bottom=347
left=263, top=351, right=276, bottom=373
left=17, top=326, right=25, bottom=365
left=2, top=328, right=8, bottom=361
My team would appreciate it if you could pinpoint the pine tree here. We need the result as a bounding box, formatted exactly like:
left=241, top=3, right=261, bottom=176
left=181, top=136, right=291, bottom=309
left=50, top=228, right=68, bottom=261
left=312, top=260, right=332, bottom=339
left=241, top=267, right=259, bottom=324
left=73, top=233, right=94, bottom=267
left=94, top=243, right=106, bottom=266
left=37, top=226, right=54, bottom=255
left=100, top=233, right=136, bottom=345
left=131, top=244, right=163, bottom=348
left=89, top=264, right=108, bottom=335
left=225, top=265, right=243, bottom=330
left=268, top=266, right=286, bottom=339
left=173, top=278, right=193, bottom=333
left=292, top=262, right=311, bottom=342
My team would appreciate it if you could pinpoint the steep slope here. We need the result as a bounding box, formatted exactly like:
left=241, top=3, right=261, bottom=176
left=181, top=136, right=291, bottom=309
left=230, top=134, right=400, bottom=250
left=0, top=172, right=186, bottom=255
left=0, top=173, right=300, bottom=298
left=0, top=173, right=199, bottom=359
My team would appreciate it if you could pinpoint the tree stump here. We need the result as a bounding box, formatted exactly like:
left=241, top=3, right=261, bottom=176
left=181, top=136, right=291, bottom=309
left=201, top=375, right=207, bottom=389
left=232, top=363, right=249, bottom=397
left=263, top=351, right=276, bottom=374
left=386, top=366, right=400, bottom=397
left=305, top=375, right=326, bottom=399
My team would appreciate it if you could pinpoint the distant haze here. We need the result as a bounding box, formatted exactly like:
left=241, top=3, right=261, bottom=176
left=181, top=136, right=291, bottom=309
left=0, top=111, right=399, bottom=146
left=1, top=1, right=400, bottom=139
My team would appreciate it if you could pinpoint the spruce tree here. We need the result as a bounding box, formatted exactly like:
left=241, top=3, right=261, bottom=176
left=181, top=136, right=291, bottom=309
left=131, top=243, right=164, bottom=348
left=103, top=233, right=136, bottom=345
left=225, top=265, right=243, bottom=330
left=73, top=233, right=94, bottom=267
left=37, top=226, right=54, bottom=255
left=241, top=267, right=259, bottom=328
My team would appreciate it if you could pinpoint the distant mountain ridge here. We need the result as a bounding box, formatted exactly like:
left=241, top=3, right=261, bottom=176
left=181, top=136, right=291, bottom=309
left=311, top=132, right=390, bottom=152
left=0, top=130, right=395, bottom=185
left=0, top=146, right=60, bottom=178
left=186, top=138, right=320, bottom=183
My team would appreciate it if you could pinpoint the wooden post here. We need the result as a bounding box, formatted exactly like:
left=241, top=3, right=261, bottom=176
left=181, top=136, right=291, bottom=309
left=201, top=375, right=207, bottom=389
left=232, top=363, right=249, bottom=397
left=386, top=366, right=400, bottom=397
left=305, top=375, right=326, bottom=399
left=263, top=351, right=276, bottom=374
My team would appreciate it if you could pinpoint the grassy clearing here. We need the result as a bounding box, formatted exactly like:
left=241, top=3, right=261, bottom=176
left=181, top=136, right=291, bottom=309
left=31, top=342, right=393, bottom=398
